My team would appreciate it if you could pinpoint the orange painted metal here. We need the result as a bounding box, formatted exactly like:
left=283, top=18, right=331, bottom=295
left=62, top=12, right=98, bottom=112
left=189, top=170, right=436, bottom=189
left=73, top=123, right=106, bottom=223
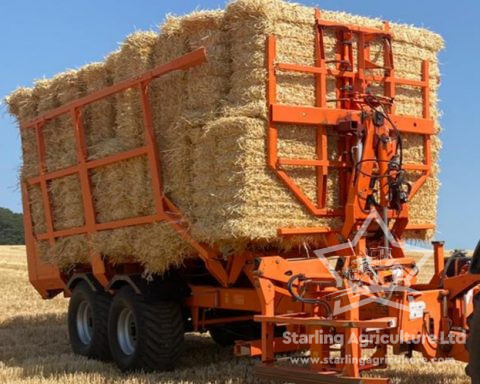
left=267, top=12, right=435, bottom=240
left=235, top=337, right=304, bottom=357
left=254, top=314, right=396, bottom=329
left=21, top=183, right=63, bottom=299
left=187, top=286, right=261, bottom=312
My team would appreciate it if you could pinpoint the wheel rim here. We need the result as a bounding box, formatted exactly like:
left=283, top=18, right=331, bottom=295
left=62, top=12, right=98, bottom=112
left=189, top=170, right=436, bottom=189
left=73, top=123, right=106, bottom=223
left=76, top=300, right=93, bottom=345
left=117, top=307, right=137, bottom=356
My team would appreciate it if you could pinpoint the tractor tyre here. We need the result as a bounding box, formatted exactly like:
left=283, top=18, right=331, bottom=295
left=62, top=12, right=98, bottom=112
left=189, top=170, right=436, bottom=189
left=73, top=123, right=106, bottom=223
left=108, top=285, right=184, bottom=372
left=68, top=281, right=112, bottom=361
left=467, top=293, right=480, bottom=383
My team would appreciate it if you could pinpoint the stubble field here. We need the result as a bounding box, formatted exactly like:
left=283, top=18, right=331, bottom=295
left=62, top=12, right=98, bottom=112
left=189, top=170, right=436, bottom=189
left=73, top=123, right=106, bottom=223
left=0, top=245, right=469, bottom=383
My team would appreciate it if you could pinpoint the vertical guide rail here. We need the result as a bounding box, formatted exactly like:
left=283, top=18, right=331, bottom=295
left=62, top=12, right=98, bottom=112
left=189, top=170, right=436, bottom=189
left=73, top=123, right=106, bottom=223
left=139, top=81, right=164, bottom=215
left=267, top=35, right=278, bottom=169
left=408, top=60, right=432, bottom=199
left=71, top=108, right=108, bottom=286
left=314, top=10, right=328, bottom=209
left=23, top=121, right=64, bottom=297
left=35, top=122, right=55, bottom=246
left=383, top=22, right=396, bottom=115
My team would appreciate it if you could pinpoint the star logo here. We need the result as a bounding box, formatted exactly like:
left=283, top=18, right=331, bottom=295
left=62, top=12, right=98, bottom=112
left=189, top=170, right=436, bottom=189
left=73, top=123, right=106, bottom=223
left=313, top=210, right=433, bottom=316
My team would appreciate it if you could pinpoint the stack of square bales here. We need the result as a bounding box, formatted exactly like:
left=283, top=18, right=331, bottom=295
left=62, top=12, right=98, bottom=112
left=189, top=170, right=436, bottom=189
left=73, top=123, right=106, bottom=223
left=6, top=0, right=443, bottom=274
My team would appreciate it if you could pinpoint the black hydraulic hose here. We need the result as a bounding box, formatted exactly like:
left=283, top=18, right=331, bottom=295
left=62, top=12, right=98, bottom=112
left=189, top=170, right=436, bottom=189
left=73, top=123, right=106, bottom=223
left=287, top=274, right=332, bottom=317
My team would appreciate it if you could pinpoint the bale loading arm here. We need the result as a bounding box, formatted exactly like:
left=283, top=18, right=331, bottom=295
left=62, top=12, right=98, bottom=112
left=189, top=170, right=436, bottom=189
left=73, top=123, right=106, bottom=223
left=247, top=10, right=480, bottom=383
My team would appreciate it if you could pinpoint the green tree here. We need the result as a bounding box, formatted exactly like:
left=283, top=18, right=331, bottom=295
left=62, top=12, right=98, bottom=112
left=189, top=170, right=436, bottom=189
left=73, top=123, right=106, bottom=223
left=0, top=207, right=24, bottom=245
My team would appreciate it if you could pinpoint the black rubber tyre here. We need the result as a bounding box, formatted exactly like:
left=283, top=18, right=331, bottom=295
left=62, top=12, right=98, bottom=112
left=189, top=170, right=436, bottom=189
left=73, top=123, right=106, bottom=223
left=68, top=281, right=111, bottom=361
left=108, top=286, right=184, bottom=372
left=467, top=293, right=480, bottom=383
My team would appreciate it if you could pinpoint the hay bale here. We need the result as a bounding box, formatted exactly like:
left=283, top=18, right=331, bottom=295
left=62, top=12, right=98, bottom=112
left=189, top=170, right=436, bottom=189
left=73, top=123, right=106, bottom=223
left=40, top=72, right=81, bottom=172
left=92, top=222, right=194, bottom=275
left=4, top=88, right=39, bottom=180
left=77, top=62, right=117, bottom=159
left=113, top=32, right=158, bottom=151
left=27, top=185, right=46, bottom=235
left=7, top=0, right=444, bottom=273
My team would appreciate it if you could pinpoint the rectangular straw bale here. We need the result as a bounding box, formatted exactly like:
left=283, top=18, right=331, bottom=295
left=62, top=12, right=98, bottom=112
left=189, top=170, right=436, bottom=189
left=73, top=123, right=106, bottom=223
left=150, top=25, right=188, bottom=148
left=27, top=184, right=46, bottom=235
left=113, top=32, right=158, bottom=151
left=42, top=72, right=82, bottom=172
left=154, top=12, right=228, bottom=216
left=77, top=62, right=117, bottom=160
left=5, top=88, right=39, bottom=180
left=178, top=11, right=229, bottom=121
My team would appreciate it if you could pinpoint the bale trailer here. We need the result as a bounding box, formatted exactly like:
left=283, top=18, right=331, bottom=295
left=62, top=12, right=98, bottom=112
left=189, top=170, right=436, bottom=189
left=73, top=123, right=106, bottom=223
left=18, top=10, right=480, bottom=384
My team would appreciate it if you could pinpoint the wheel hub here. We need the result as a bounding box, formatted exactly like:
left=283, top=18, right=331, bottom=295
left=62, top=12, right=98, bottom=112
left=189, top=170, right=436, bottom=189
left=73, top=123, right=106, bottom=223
left=76, top=300, right=93, bottom=345
left=117, top=307, right=137, bottom=356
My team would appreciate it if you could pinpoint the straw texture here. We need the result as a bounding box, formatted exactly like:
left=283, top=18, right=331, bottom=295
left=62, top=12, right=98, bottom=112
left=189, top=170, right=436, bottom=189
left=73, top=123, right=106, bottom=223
left=6, top=0, right=443, bottom=273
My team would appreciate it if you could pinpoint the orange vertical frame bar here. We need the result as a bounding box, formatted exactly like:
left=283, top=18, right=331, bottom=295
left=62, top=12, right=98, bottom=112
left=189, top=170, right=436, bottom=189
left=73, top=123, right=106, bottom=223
left=314, top=9, right=328, bottom=209
left=139, top=82, right=165, bottom=215
left=29, top=122, right=64, bottom=296
left=267, top=35, right=278, bottom=170
left=35, top=122, right=55, bottom=246
left=71, top=108, right=108, bottom=286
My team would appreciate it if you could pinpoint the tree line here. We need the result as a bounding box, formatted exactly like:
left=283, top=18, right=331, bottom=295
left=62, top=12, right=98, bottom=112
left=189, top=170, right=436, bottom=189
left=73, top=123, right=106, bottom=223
left=0, top=207, right=24, bottom=245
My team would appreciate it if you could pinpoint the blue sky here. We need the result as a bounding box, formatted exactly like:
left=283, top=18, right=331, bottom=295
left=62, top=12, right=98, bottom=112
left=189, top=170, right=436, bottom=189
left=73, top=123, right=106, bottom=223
left=1, top=1, right=479, bottom=249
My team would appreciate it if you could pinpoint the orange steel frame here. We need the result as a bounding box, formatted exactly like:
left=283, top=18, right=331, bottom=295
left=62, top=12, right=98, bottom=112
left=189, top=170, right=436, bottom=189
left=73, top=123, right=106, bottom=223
left=267, top=10, right=434, bottom=239
left=21, top=48, right=232, bottom=298
left=20, top=8, right=480, bottom=384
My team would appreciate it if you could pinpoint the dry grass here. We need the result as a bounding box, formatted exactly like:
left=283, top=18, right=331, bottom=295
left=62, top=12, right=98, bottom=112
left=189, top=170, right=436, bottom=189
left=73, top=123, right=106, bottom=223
left=0, top=245, right=469, bottom=383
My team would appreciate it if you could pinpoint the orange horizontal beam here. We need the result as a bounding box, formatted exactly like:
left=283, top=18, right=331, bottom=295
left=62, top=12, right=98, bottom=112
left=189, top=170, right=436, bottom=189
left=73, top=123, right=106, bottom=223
left=87, top=146, right=148, bottom=170
left=29, top=165, right=79, bottom=185
left=36, top=214, right=166, bottom=240
left=28, top=146, right=149, bottom=185
left=271, top=104, right=435, bottom=135
left=277, top=158, right=349, bottom=168
left=318, top=19, right=392, bottom=37
left=37, top=226, right=86, bottom=241
left=404, top=223, right=435, bottom=230
left=271, top=104, right=361, bottom=126
left=254, top=314, right=397, bottom=328
left=276, top=63, right=426, bottom=89
left=188, top=286, right=261, bottom=312
left=21, top=48, right=207, bottom=130
left=278, top=223, right=435, bottom=237
left=403, top=163, right=429, bottom=171
left=278, top=227, right=338, bottom=236
left=390, top=115, right=435, bottom=135
left=95, top=214, right=164, bottom=231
